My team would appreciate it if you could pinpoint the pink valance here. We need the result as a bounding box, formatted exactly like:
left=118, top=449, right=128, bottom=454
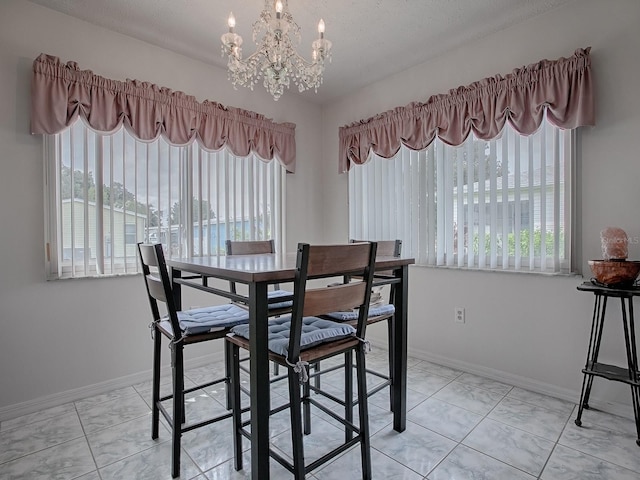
left=339, top=47, right=594, bottom=173
left=31, top=54, right=297, bottom=173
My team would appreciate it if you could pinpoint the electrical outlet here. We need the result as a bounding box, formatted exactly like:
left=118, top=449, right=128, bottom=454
left=455, top=307, right=465, bottom=324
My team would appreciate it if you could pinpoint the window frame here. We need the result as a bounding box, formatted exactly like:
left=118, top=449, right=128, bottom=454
left=43, top=119, right=287, bottom=280
left=348, top=119, right=577, bottom=275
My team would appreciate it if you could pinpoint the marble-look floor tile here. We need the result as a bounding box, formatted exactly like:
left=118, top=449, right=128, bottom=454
left=370, top=386, right=428, bottom=413
left=270, top=415, right=347, bottom=465
left=74, top=386, right=140, bottom=412
left=86, top=412, right=169, bottom=467
left=433, top=381, right=504, bottom=416
left=314, top=445, right=423, bottom=480
left=77, top=393, right=150, bottom=433
left=236, top=400, right=300, bottom=440
left=428, top=444, right=535, bottom=480
left=75, top=471, right=101, bottom=480
left=407, top=397, right=483, bottom=442
left=541, top=444, right=640, bottom=480
left=463, top=418, right=555, bottom=476
left=488, top=396, right=571, bottom=441
left=0, top=437, right=96, bottom=480
left=99, top=441, right=201, bottom=480
left=185, top=362, right=228, bottom=387
left=371, top=421, right=456, bottom=476
left=411, top=361, right=464, bottom=380
left=7, top=354, right=635, bottom=480
left=399, top=353, right=424, bottom=369
left=559, top=414, right=640, bottom=473
left=181, top=418, right=242, bottom=472
left=405, top=369, right=452, bottom=397
left=455, top=372, right=513, bottom=395
left=314, top=397, right=393, bottom=436
left=571, top=405, right=639, bottom=437
left=304, top=366, right=393, bottom=399
left=181, top=389, right=229, bottom=425
left=507, top=387, right=575, bottom=414
left=0, top=411, right=84, bottom=464
left=204, top=450, right=298, bottom=479
left=134, top=375, right=198, bottom=406
left=0, top=402, right=76, bottom=432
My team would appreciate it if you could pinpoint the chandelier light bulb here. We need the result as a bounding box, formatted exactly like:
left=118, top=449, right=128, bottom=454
left=275, top=1, right=283, bottom=14
left=227, top=12, right=236, bottom=31
left=318, top=18, right=325, bottom=37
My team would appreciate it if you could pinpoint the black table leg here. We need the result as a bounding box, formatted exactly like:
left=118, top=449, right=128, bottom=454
left=392, top=265, right=408, bottom=432
left=249, top=281, right=271, bottom=479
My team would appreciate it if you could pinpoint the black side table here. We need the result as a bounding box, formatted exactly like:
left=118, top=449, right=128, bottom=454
left=575, top=281, right=640, bottom=446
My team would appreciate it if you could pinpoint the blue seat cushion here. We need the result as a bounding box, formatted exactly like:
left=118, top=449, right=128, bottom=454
left=231, top=315, right=356, bottom=357
left=324, top=303, right=396, bottom=322
left=177, top=304, right=250, bottom=335
left=268, top=289, right=294, bottom=309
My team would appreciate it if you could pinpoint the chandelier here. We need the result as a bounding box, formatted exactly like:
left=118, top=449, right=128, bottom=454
left=220, top=0, right=332, bottom=100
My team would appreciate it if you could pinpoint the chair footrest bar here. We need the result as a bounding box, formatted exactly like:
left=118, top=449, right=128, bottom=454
left=308, top=385, right=347, bottom=407
left=308, top=397, right=359, bottom=433
left=157, top=402, right=172, bottom=426
left=306, top=436, right=362, bottom=472
left=183, top=377, right=227, bottom=395
left=268, top=447, right=297, bottom=475
left=181, top=411, right=233, bottom=433
left=308, top=362, right=343, bottom=378
left=156, top=400, right=234, bottom=433
left=157, top=376, right=228, bottom=403
left=365, top=367, right=390, bottom=380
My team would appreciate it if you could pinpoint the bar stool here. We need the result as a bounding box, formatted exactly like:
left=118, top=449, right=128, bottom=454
left=226, top=242, right=378, bottom=479
left=314, top=239, right=402, bottom=412
left=137, top=243, right=250, bottom=478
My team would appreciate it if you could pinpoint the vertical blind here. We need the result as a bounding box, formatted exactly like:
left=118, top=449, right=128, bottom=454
left=45, top=118, right=286, bottom=279
left=349, top=119, right=573, bottom=273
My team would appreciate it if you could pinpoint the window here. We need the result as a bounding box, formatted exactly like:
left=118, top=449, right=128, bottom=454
left=44, top=118, right=286, bottom=279
left=348, top=118, right=575, bottom=273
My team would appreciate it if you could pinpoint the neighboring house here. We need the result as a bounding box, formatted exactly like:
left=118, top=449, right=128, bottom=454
left=456, top=165, right=564, bottom=231
left=61, top=198, right=147, bottom=262
left=146, top=217, right=267, bottom=256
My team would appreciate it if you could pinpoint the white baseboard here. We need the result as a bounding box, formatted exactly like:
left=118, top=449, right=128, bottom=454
left=367, top=339, right=635, bottom=421
left=0, top=352, right=223, bottom=423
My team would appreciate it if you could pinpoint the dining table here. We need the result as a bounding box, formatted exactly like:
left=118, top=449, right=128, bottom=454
left=166, top=250, right=414, bottom=480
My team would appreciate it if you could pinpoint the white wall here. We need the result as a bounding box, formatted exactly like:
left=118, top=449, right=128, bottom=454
left=321, top=0, right=640, bottom=415
left=0, top=0, right=324, bottom=415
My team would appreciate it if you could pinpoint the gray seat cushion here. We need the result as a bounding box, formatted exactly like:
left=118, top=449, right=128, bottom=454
left=231, top=315, right=356, bottom=356
left=177, top=304, right=250, bottom=335
left=324, top=303, right=395, bottom=322
left=268, top=289, right=294, bottom=309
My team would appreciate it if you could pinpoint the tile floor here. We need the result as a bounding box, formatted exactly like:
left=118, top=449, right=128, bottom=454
left=1, top=348, right=639, bottom=479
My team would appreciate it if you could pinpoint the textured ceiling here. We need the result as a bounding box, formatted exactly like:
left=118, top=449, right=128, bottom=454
left=28, top=0, right=571, bottom=104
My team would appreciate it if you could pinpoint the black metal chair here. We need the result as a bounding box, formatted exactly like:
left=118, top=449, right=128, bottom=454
left=225, top=239, right=293, bottom=316
left=316, top=239, right=402, bottom=411
left=226, top=239, right=293, bottom=378
left=137, top=243, right=250, bottom=478
left=226, top=242, right=377, bottom=479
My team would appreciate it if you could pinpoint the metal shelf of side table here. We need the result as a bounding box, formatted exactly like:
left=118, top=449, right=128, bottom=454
left=575, top=282, right=640, bottom=446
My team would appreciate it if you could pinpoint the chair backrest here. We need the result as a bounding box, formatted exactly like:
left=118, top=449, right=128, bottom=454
left=226, top=239, right=278, bottom=293
left=350, top=239, right=402, bottom=257
left=137, top=243, right=181, bottom=338
left=287, top=242, right=377, bottom=362
left=225, top=239, right=275, bottom=255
